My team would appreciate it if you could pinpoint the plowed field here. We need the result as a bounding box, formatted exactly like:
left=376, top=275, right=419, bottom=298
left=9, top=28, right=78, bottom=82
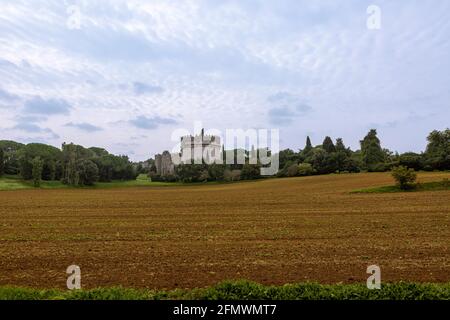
left=0, top=172, right=449, bottom=289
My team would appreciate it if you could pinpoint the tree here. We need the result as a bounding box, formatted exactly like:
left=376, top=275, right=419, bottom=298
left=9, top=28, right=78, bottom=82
left=302, top=136, right=313, bottom=156
left=391, top=166, right=417, bottom=190
left=199, top=170, right=210, bottom=182
left=0, top=148, right=4, bottom=177
left=333, top=151, right=348, bottom=172
left=62, top=143, right=78, bottom=185
left=298, top=163, right=314, bottom=176
left=208, top=164, right=226, bottom=181
left=18, top=143, right=62, bottom=181
left=278, top=149, right=298, bottom=171
left=224, top=169, right=241, bottom=182
left=322, top=136, right=336, bottom=153
left=31, top=156, right=44, bottom=187
left=305, top=148, right=337, bottom=174
left=424, top=129, right=450, bottom=170
left=343, top=156, right=361, bottom=173
left=0, top=140, right=24, bottom=175
left=360, top=129, right=385, bottom=169
left=398, top=152, right=423, bottom=171
left=241, top=164, right=261, bottom=180
left=76, top=159, right=99, bottom=186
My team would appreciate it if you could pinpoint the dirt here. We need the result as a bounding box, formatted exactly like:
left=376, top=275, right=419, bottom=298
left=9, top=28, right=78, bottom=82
left=0, top=172, right=449, bottom=289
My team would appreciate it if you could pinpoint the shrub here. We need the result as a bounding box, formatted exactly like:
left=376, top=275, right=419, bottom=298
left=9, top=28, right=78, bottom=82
left=298, top=163, right=314, bottom=176
left=224, top=169, right=241, bottom=182
left=241, top=164, right=261, bottom=180
left=199, top=170, right=210, bottom=182
left=391, top=166, right=417, bottom=190
left=368, top=163, right=387, bottom=172
left=286, top=164, right=299, bottom=177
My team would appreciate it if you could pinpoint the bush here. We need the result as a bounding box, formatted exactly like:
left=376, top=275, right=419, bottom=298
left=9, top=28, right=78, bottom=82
left=298, top=163, right=314, bottom=176
left=199, top=170, right=210, bottom=182
left=224, top=169, right=241, bottom=182
left=208, top=164, right=226, bottom=181
left=285, top=164, right=299, bottom=177
left=391, top=166, right=417, bottom=190
left=368, top=163, right=387, bottom=172
left=241, top=164, right=261, bottom=180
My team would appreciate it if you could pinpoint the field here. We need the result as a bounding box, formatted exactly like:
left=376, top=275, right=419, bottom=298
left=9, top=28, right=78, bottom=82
left=0, top=174, right=180, bottom=191
left=0, top=172, right=449, bottom=290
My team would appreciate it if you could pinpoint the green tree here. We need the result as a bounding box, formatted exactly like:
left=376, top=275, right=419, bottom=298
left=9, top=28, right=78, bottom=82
left=424, top=129, right=450, bottom=170
left=224, top=169, right=241, bottom=182
left=391, top=165, right=417, bottom=190
left=241, top=164, right=261, bottom=180
left=360, top=129, right=385, bottom=169
left=305, top=148, right=337, bottom=174
left=31, top=156, right=44, bottom=187
left=302, top=136, right=313, bottom=156
left=322, top=136, right=336, bottom=153
left=278, top=149, right=298, bottom=171
left=199, top=169, right=210, bottom=182
left=19, top=143, right=62, bottom=180
left=0, top=148, right=4, bottom=177
left=208, top=164, right=226, bottom=181
left=398, top=152, right=423, bottom=171
left=0, top=140, right=24, bottom=175
left=62, top=143, right=78, bottom=185
left=298, top=163, right=314, bottom=176
left=76, top=159, right=99, bottom=186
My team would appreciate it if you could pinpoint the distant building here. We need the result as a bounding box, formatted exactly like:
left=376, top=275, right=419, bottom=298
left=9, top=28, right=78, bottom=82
left=180, top=129, right=222, bottom=164
left=154, top=129, right=222, bottom=177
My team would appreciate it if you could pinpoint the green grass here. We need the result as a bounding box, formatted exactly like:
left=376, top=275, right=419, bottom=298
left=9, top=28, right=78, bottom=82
left=0, top=281, right=449, bottom=300
left=0, top=174, right=181, bottom=191
left=0, top=174, right=263, bottom=191
left=0, top=175, right=30, bottom=190
left=351, top=180, right=450, bottom=194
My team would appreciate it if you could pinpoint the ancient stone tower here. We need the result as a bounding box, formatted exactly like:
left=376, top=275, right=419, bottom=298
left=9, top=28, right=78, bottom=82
left=155, top=151, right=175, bottom=176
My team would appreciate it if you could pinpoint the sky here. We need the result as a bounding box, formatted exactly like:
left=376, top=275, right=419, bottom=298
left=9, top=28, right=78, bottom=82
left=0, top=0, right=449, bottom=161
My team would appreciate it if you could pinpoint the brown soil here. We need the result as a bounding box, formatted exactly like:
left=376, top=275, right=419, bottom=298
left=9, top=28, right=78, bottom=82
left=0, top=172, right=449, bottom=289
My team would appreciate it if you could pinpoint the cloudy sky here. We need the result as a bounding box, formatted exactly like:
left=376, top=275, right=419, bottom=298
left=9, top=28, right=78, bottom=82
left=0, top=0, right=449, bottom=160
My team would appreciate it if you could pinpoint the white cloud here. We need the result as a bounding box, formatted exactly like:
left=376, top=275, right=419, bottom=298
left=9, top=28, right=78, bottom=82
left=0, top=0, right=449, bottom=158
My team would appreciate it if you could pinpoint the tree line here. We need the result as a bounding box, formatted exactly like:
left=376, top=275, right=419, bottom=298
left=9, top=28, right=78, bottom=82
left=0, top=141, right=138, bottom=186
left=1, top=128, right=448, bottom=185
left=276, top=128, right=449, bottom=178
left=150, top=128, right=449, bottom=182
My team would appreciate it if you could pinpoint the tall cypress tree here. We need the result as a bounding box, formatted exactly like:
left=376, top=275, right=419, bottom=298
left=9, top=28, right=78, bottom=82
left=322, top=136, right=336, bottom=153
left=303, top=136, right=313, bottom=155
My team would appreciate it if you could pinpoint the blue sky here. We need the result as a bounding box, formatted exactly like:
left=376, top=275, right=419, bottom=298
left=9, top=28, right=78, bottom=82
left=0, top=0, right=449, bottom=160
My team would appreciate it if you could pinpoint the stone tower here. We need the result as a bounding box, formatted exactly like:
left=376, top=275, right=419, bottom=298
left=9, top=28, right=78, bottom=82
left=155, top=151, right=175, bottom=176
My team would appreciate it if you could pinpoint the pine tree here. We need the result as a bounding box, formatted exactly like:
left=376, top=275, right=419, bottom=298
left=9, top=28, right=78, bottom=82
left=303, top=136, right=313, bottom=155
left=322, top=136, right=336, bottom=153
